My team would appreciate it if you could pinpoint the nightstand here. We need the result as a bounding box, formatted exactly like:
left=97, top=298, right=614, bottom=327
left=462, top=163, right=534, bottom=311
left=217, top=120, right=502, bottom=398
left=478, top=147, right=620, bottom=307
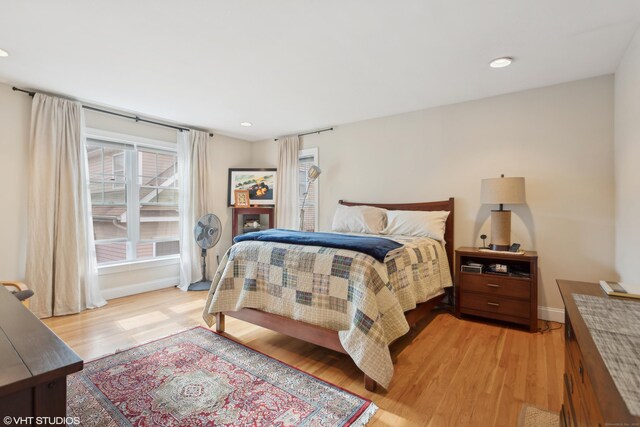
left=455, top=247, right=538, bottom=332
left=232, top=207, right=274, bottom=239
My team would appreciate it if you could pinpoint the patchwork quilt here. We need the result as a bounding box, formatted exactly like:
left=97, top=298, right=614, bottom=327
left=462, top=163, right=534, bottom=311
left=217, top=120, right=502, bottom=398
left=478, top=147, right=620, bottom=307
left=202, top=234, right=452, bottom=389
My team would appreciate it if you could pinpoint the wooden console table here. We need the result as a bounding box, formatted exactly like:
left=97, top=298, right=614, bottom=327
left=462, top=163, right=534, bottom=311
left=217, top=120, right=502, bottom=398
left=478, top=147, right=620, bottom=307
left=557, top=280, right=639, bottom=427
left=0, top=286, right=83, bottom=420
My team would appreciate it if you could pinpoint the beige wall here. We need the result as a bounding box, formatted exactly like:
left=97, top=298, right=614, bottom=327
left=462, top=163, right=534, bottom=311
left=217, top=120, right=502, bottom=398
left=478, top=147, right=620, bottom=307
left=0, top=74, right=620, bottom=312
left=614, top=27, right=640, bottom=283
left=0, top=82, right=252, bottom=299
left=0, top=84, right=31, bottom=281
left=252, top=76, right=616, bottom=315
left=207, top=134, right=254, bottom=257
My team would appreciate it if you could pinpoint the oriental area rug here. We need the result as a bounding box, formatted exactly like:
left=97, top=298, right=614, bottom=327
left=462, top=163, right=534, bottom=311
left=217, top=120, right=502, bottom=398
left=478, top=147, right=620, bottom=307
left=67, top=327, right=377, bottom=426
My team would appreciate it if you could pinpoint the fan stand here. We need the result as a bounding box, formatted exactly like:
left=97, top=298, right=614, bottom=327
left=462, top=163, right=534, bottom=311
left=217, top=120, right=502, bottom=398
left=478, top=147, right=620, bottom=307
left=188, top=248, right=212, bottom=291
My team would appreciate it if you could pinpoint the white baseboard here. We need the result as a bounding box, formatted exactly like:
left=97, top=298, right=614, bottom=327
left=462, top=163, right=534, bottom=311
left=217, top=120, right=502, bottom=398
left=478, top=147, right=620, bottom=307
left=538, top=306, right=565, bottom=323
left=100, top=276, right=179, bottom=301
left=100, top=281, right=566, bottom=322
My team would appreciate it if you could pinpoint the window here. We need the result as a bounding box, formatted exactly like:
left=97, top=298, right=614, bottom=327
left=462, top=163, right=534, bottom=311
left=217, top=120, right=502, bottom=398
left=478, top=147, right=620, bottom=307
left=298, top=147, right=319, bottom=232
left=87, top=138, right=179, bottom=265
left=111, top=152, right=124, bottom=189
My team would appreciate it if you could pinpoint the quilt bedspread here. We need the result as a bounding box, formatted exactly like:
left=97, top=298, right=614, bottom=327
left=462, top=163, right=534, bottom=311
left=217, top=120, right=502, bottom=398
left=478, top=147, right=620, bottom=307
left=202, top=235, right=452, bottom=389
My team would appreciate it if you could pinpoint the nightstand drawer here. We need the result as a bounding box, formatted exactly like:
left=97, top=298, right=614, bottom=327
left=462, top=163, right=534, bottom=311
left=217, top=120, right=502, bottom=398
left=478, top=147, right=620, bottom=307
left=460, top=292, right=530, bottom=318
left=460, top=274, right=530, bottom=299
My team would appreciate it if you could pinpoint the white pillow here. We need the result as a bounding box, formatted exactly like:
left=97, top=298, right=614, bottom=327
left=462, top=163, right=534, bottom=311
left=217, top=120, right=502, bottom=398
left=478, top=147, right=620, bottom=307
left=382, top=210, right=450, bottom=241
left=331, top=204, right=387, bottom=234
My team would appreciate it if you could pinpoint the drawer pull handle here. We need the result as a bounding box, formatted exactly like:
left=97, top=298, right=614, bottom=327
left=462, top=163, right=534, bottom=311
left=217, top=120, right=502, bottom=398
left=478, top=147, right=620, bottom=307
left=487, top=283, right=500, bottom=288
left=569, top=374, right=574, bottom=394
left=487, top=302, right=500, bottom=307
left=579, top=362, right=584, bottom=382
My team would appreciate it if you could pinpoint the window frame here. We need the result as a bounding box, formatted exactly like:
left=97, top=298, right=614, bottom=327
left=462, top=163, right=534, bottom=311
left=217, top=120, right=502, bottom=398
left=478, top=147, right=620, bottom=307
left=298, top=147, right=319, bottom=232
left=85, top=128, right=180, bottom=267
left=111, top=152, right=125, bottom=189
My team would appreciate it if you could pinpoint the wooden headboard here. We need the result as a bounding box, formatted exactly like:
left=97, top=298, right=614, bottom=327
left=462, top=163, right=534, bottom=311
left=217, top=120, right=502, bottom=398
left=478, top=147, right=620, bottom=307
left=338, top=198, right=455, bottom=277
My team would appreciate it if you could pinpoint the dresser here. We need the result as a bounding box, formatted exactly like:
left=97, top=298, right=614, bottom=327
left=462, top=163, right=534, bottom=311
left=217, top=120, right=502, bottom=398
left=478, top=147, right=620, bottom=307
left=557, top=280, right=639, bottom=427
left=0, top=286, right=83, bottom=420
left=455, top=247, right=538, bottom=332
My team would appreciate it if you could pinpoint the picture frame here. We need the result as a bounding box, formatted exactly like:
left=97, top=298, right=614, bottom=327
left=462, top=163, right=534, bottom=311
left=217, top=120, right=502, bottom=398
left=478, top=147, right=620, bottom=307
left=233, top=189, right=251, bottom=207
left=228, top=168, right=277, bottom=206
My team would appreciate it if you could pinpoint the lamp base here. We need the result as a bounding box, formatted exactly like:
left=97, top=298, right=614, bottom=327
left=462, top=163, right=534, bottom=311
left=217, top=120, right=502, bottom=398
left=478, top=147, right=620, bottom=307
left=490, top=210, right=511, bottom=250
left=488, top=244, right=510, bottom=251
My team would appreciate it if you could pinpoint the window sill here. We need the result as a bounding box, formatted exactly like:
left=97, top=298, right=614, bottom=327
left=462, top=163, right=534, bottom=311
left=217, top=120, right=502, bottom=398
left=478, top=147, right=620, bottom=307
left=98, top=256, right=180, bottom=276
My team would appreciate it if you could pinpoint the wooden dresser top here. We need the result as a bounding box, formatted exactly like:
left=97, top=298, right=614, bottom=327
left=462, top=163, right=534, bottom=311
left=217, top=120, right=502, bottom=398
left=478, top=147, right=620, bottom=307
left=557, top=279, right=640, bottom=424
left=0, top=286, right=82, bottom=397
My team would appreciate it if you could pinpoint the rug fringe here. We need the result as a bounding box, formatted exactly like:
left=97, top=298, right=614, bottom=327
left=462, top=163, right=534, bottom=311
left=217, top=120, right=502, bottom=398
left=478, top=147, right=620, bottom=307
left=351, top=402, right=378, bottom=427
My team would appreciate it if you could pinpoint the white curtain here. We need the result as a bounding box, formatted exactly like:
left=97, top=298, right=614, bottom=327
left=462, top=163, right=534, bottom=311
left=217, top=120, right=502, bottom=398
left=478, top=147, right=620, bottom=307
left=178, top=130, right=210, bottom=290
left=275, top=135, right=300, bottom=229
left=26, top=93, right=106, bottom=318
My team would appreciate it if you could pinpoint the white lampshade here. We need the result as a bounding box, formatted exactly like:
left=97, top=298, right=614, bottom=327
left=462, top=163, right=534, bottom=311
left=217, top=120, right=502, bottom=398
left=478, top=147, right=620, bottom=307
left=481, top=176, right=526, bottom=205
left=307, top=165, right=322, bottom=182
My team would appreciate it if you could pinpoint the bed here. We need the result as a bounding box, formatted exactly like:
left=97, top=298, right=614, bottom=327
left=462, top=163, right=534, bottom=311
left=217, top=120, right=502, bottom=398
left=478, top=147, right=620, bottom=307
left=203, top=198, right=454, bottom=391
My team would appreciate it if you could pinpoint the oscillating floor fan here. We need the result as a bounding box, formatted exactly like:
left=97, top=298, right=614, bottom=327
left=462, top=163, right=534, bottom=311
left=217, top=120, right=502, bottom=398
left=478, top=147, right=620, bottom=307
left=188, top=213, right=222, bottom=291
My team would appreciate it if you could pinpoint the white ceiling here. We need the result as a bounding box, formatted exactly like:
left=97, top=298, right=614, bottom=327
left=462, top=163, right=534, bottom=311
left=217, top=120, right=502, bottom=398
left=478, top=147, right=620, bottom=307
left=1, top=1, right=639, bottom=141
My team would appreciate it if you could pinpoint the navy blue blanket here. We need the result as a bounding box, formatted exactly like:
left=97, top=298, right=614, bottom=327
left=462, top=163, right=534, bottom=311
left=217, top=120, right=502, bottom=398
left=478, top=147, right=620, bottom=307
left=233, top=229, right=403, bottom=262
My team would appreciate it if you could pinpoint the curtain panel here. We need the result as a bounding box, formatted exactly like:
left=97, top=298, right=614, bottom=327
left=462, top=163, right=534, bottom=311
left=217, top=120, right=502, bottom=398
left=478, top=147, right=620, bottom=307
left=178, top=130, right=211, bottom=290
left=275, top=135, right=300, bottom=229
left=26, top=93, right=106, bottom=318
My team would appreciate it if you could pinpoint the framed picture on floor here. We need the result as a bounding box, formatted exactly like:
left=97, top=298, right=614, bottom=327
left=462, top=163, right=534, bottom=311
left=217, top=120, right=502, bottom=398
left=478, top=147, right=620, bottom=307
left=228, top=168, right=277, bottom=206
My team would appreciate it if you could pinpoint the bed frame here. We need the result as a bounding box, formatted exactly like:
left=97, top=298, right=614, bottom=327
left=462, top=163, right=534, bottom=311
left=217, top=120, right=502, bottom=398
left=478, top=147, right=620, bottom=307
left=214, top=198, right=455, bottom=391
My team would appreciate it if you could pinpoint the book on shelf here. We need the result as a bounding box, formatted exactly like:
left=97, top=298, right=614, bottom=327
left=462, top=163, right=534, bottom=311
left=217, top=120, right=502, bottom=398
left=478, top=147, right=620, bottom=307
left=599, top=280, right=640, bottom=299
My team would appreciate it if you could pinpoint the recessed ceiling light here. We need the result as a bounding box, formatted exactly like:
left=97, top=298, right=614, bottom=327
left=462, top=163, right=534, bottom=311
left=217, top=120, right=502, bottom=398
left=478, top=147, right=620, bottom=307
left=0, top=48, right=9, bottom=57
left=240, top=122, right=253, bottom=127
left=489, top=57, right=513, bottom=68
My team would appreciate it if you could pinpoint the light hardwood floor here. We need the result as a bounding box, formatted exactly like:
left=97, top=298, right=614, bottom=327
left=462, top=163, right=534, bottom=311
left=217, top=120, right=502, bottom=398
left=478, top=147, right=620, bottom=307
left=44, top=287, right=564, bottom=426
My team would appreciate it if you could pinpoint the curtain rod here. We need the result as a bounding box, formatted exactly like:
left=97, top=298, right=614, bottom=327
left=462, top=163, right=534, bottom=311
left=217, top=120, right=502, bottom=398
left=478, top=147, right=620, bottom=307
left=12, top=86, right=213, bottom=137
left=274, top=127, right=333, bottom=141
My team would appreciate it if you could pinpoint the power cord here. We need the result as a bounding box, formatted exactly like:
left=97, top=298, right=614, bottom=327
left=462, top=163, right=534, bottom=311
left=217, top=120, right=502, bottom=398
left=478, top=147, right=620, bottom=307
left=538, top=320, right=563, bottom=334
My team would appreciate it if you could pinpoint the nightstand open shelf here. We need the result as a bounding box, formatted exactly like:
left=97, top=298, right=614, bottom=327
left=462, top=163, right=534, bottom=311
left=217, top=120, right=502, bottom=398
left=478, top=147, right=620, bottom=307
left=232, top=207, right=274, bottom=239
left=455, top=247, right=538, bottom=332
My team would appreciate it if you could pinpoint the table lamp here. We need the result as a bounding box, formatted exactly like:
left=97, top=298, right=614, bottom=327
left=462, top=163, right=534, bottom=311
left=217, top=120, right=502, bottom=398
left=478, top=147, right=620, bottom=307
left=481, top=174, right=526, bottom=251
left=299, top=165, right=321, bottom=231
